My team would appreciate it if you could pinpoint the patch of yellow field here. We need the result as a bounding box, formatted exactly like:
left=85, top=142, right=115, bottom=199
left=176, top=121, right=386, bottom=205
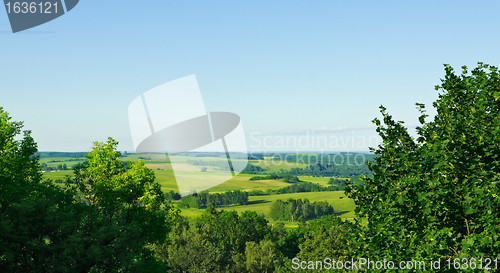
left=145, top=163, right=173, bottom=170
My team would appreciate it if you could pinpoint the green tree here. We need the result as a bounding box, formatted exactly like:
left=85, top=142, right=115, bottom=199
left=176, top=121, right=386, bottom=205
left=295, top=215, right=352, bottom=263
left=245, top=239, right=279, bottom=273
left=67, top=137, right=177, bottom=272
left=160, top=216, right=231, bottom=273
left=346, top=63, right=500, bottom=266
left=274, top=215, right=353, bottom=273
left=0, top=108, right=176, bottom=272
left=157, top=207, right=272, bottom=272
left=0, top=108, right=90, bottom=272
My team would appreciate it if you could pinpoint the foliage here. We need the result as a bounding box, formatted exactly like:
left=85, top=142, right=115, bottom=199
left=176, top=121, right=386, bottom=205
left=247, top=181, right=342, bottom=196
left=275, top=216, right=353, bottom=273
left=346, top=63, right=500, bottom=268
left=327, top=177, right=348, bottom=189
left=242, top=153, right=373, bottom=179
left=249, top=173, right=300, bottom=183
left=177, top=190, right=249, bottom=208
left=156, top=208, right=275, bottom=272
left=0, top=108, right=175, bottom=272
left=240, top=164, right=265, bottom=174
left=295, top=215, right=352, bottom=262
left=274, top=182, right=338, bottom=194
left=270, top=198, right=334, bottom=222
left=64, top=138, right=176, bottom=271
left=165, top=190, right=182, bottom=201
left=245, top=239, right=279, bottom=273
left=282, top=153, right=374, bottom=178
left=35, top=151, right=88, bottom=158
left=0, top=107, right=41, bottom=206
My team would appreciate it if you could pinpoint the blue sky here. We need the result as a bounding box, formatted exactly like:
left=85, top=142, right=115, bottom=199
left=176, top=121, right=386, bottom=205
left=1, top=1, right=499, bottom=152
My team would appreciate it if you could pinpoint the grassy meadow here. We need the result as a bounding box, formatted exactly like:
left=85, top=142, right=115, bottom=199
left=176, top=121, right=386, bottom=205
left=177, top=191, right=355, bottom=225
left=252, top=157, right=308, bottom=172
left=42, top=153, right=357, bottom=226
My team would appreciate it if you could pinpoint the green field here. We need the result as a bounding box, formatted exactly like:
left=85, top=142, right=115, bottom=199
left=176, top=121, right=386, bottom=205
left=45, top=171, right=297, bottom=194
left=39, top=157, right=85, bottom=169
left=177, top=191, right=355, bottom=226
left=42, top=154, right=357, bottom=226
left=253, top=157, right=308, bottom=172
left=121, top=153, right=169, bottom=162
left=42, top=170, right=74, bottom=181
left=298, top=176, right=350, bottom=186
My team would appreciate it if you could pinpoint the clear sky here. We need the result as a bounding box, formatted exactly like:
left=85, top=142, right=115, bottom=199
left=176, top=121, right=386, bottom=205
left=1, top=1, right=499, bottom=152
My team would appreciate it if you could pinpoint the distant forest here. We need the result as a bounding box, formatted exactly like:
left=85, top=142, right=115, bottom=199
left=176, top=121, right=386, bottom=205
left=270, top=198, right=335, bottom=222
left=35, top=152, right=88, bottom=158
left=37, top=151, right=375, bottom=181
left=177, top=190, right=249, bottom=209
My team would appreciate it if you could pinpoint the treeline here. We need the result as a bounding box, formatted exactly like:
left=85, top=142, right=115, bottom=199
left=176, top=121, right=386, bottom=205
left=177, top=190, right=248, bottom=208
left=240, top=153, right=374, bottom=178
left=282, top=163, right=371, bottom=180
left=35, top=151, right=88, bottom=158
left=270, top=198, right=334, bottom=222
left=328, top=177, right=345, bottom=185
left=249, top=174, right=300, bottom=183
left=41, top=162, right=70, bottom=171
left=240, top=164, right=264, bottom=174
left=247, top=181, right=343, bottom=196
left=171, top=181, right=344, bottom=206
left=165, top=190, right=181, bottom=201
left=281, top=152, right=375, bottom=164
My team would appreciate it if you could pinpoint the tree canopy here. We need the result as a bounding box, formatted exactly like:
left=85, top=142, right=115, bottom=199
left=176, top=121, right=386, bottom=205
left=0, top=108, right=176, bottom=272
left=347, top=63, right=500, bottom=266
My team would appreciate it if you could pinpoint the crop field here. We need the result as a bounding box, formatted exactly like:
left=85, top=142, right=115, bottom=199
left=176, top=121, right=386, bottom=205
left=42, top=153, right=357, bottom=226
left=252, top=157, right=308, bottom=172
left=39, top=157, right=85, bottom=169
left=141, top=171, right=293, bottom=193
left=43, top=169, right=297, bottom=194
left=298, top=176, right=350, bottom=186
left=177, top=191, right=355, bottom=227
left=43, top=170, right=74, bottom=181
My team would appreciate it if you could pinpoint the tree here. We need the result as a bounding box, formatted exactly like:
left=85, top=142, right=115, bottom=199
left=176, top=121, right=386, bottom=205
left=295, top=215, right=352, bottom=267
left=165, top=190, right=181, bottom=201
left=67, top=137, right=177, bottom=272
left=0, top=108, right=86, bottom=272
left=0, top=108, right=176, bottom=272
left=274, top=215, right=352, bottom=273
left=245, top=239, right=279, bottom=273
left=156, top=207, right=272, bottom=272
left=346, top=63, right=500, bottom=265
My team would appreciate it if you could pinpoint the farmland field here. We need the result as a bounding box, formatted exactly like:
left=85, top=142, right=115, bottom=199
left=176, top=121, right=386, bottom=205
left=252, top=157, right=308, bottom=172
left=45, top=170, right=305, bottom=194
left=43, top=170, right=74, bottom=181
left=297, top=176, right=350, bottom=186
left=42, top=153, right=358, bottom=225
left=177, top=191, right=355, bottom=227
